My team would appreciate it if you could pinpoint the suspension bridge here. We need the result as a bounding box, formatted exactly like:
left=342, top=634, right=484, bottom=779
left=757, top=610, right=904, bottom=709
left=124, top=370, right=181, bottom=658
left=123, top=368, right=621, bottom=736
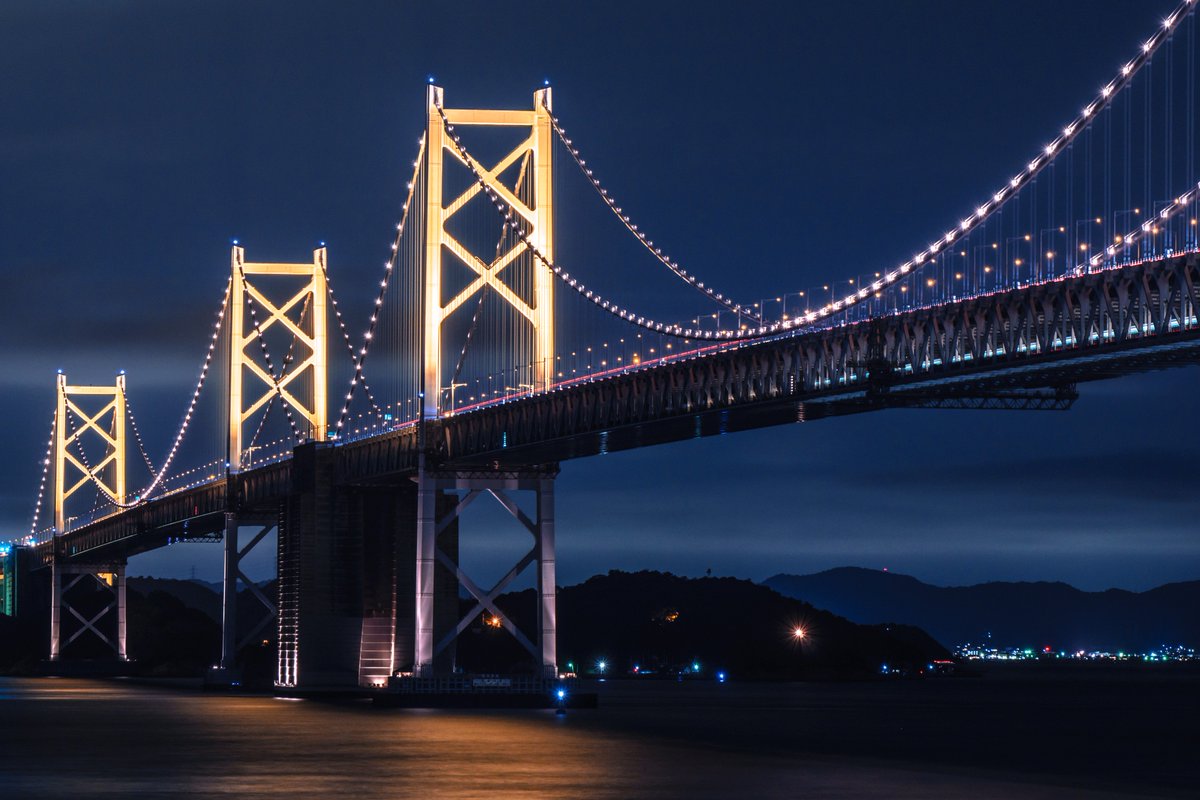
left=4, top=1, right=1200, bottom=690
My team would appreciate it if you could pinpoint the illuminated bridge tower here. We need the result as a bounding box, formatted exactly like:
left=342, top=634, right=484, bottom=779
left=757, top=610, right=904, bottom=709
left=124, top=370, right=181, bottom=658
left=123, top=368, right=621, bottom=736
left=228, top=244, right=329, bottom=467
left=217, top=247, right=328, bottom=678
left=421, top=83, right=555, bottom=418
left=411, top=87, right=559, bottom=681
left=49, top=372, right=129, bottom=662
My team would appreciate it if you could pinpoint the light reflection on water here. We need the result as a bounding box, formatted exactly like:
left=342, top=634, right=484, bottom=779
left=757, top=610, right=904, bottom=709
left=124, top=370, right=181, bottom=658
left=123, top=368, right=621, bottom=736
left=0, top=679, right=789, bottom=799
left=0, top=677, right=1186, bottom=799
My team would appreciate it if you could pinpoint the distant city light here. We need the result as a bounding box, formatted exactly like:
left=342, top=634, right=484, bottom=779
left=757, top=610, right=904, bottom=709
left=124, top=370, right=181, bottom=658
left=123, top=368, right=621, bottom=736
left=955, top=641, right=1196, bottom=662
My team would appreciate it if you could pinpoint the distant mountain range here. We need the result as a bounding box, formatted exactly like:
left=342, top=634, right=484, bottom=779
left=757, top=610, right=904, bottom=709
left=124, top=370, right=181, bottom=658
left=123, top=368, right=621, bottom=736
left=764, top=567, right=1200, bottom=652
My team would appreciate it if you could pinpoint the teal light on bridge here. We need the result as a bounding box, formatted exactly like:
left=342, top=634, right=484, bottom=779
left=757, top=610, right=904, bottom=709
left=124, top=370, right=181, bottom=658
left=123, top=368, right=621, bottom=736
left=0, top=542, right=12, bottom=618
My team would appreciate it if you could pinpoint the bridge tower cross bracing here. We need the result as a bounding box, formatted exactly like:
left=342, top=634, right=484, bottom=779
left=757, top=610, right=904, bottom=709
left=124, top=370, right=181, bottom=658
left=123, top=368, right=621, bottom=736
left=228, top=245, right=328, bottom=472
left=54, top=372, right=126, bottom=534
left=422, top=85, right=555, bottom=419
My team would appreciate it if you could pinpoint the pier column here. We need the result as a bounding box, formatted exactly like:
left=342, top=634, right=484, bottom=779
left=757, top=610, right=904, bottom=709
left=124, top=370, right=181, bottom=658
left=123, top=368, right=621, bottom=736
left=115, top=563, right=127, bottom=660
left=49, top=559, right=61, bottom=660
left=536, top=477, right=557, bottom=678
left=413, top=468, right=438, bottom=676
left=213, top=512, right=278, bottom=681
left=219, top=513, right=238, bottom=671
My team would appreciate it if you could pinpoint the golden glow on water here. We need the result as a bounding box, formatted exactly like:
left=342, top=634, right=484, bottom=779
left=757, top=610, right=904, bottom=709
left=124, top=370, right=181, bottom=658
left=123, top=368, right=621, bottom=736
left=0, top=677, right=1189, bottom=798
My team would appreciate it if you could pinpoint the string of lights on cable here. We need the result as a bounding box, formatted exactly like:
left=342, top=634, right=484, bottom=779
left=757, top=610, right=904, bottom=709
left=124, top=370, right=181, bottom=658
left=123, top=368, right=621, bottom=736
left=443, top=1, right=1194, bottom=341
left=544, top=106, right=760, bottom=322
left=333, top=137, right=426, bottom=434
left=71, top=278, right=233, bottom=510
left=27, top=412, right=55, bottom=539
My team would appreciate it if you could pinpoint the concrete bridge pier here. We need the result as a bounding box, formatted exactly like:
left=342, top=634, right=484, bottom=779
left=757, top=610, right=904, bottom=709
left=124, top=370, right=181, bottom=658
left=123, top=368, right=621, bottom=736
left=274, top=442, right=461, bottom=689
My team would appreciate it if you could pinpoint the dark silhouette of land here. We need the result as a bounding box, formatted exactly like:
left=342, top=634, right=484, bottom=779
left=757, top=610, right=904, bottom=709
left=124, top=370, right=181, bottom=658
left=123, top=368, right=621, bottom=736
left=1, top=571, right=946, bottom=681
left=463, top=570, right=947, bottom=678
left=765, top=567, right=1200, bottom=651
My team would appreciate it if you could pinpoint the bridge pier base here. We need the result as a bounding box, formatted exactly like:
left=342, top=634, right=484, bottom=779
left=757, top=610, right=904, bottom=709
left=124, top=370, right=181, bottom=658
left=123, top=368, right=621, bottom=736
left=271, top=444, right=558, bottom=688
left=49, top=557, right=127, bottom=662
left=276, top=442, right=444, bottom=689
left=413, top=466, right=559, bottom=679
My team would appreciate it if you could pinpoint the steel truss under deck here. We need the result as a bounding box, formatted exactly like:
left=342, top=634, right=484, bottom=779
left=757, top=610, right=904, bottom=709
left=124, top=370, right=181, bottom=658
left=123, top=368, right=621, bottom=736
left=414, top=466, right=557, bottom=678
left=50, top=560, right=126, bottom=661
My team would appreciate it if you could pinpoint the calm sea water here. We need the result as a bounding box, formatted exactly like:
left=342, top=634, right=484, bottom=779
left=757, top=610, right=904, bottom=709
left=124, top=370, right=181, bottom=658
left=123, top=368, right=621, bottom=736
left=0, top=672, right=1193, bottom=798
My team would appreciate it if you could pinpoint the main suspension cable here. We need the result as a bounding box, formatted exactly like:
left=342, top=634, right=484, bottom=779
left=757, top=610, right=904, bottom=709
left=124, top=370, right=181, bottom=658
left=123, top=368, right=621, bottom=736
left=28, top=411, right=55, bottom=538
left=459, top=3, right=1194, bottom=340
left=321, top=265, right=384, bottom=418
left=121, top=381, right=158, bottom=478
left=441, top=108, right=799, bottom=340
left=72, top=278, right=233, bottom=508
left=545, top=108, right=761, bottom=322
left=334, top=135, right=426, bottom=434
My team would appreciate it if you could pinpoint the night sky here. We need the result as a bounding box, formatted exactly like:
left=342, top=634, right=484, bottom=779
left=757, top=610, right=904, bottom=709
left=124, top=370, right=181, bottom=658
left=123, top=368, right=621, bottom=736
left=2, top=0, right=1197, bottom=591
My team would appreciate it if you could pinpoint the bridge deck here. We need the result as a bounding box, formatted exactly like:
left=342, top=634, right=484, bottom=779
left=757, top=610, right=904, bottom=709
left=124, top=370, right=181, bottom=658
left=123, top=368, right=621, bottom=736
left=33, top=254, right=1200, bottom=566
